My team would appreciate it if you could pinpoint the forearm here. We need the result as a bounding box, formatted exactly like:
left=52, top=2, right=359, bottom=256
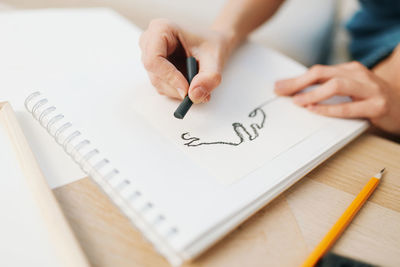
left=212, top=0, right=285, bottom=53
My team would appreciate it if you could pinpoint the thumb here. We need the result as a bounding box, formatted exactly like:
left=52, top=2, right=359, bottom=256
left=188, top=54, right=222, bottom=103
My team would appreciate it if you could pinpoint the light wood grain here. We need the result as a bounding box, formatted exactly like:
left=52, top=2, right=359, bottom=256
left=307, top=135, right=400, bottom=212
left=0, top=102, right=90, bottom=267
left=286, top=179, right=400, bottom=266
left=52, top=134, right=400, bottom=267
left=54, top=178, right=170, bottom=267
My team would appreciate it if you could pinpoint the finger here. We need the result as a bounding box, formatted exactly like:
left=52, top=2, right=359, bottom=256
left=148, top=73, right=181, bottom=99
left=142, top=54, right=189, bottom=100
left=188, top=53, right=222, bottom=103
left=141, top=21, right=189, bottom=99
left=188, top=72, right=221, bottom=103
left=340, top=61, right=367, bottom=71
left=307, top=100, right=374, bottom=118
left=274, top=65, right=341, bottom=96
left=144, top=19, right=180, bottom=57
left=292, top=78, right=372, bottom=106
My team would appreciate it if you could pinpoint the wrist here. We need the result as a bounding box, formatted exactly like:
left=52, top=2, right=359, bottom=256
left=373, top=44, right=400, bottom=88
left=211, top=25, right=242, bottom=49
left=209, top=26, right=243, bottom=68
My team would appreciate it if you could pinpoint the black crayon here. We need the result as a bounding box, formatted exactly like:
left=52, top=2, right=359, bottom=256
left=174, top=56, right=198, bottom=119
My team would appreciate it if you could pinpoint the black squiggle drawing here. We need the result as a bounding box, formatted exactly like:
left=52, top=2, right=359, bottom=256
left=181, top=96, right=278, bottom=147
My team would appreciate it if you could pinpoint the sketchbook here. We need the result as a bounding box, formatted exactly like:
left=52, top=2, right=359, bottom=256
left=0, top=9, right=368, bottom=266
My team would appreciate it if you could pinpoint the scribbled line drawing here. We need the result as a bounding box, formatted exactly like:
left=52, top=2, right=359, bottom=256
left=181, top=96, right=278, bottom=147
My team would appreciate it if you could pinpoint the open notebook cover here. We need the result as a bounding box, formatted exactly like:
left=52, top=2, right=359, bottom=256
left=0, top=9, right=367, bottom=266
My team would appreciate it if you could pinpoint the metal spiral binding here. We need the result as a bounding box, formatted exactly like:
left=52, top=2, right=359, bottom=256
left=24, top=91, right=181, bottom=265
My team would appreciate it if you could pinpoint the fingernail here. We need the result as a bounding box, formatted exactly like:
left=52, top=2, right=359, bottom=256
left=203, top=94, right=211, bottom=103
left=191, top=87, right=207, bottom=102
left=177, top=88, right=186, bottom=99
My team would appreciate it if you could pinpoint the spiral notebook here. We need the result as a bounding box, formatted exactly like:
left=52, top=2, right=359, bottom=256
left=0, top=9, right=368, bottom=266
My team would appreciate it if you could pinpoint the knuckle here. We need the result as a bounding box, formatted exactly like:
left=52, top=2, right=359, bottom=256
left=210, top=72, right=222, bottom=86
left=329, top=78, right=342, bottom=93
left=149, top=76, right=161, bottom=88
left=349, top=61, right=369, bottom=77
left=142, top=56, right=157, bottom=72
left=348, top=61, right=363, bottom=69
left=374, top=97, right=389, bottom=117
left=339, top=105, right=351, bottom=116
left=164, top=67, right=178, bottom=84
left=309, top=64, right=327, bottom=78
left=148, top=18, right=176, bottom=34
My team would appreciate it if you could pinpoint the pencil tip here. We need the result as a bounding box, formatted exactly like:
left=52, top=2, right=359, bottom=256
left=375, top=168, right=385, bottom=179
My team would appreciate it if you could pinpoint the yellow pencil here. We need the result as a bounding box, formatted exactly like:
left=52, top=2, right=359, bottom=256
left=301, top=168, right=385, bottom=267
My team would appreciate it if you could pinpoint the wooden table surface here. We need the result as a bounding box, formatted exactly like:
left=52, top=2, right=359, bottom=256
left=52, top=134, right=400, bottom=267
left=1, top=3, right=399, bottom=267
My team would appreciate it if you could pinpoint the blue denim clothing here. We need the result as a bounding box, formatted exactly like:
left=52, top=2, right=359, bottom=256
left=346, top=0, right=400, bottom=68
